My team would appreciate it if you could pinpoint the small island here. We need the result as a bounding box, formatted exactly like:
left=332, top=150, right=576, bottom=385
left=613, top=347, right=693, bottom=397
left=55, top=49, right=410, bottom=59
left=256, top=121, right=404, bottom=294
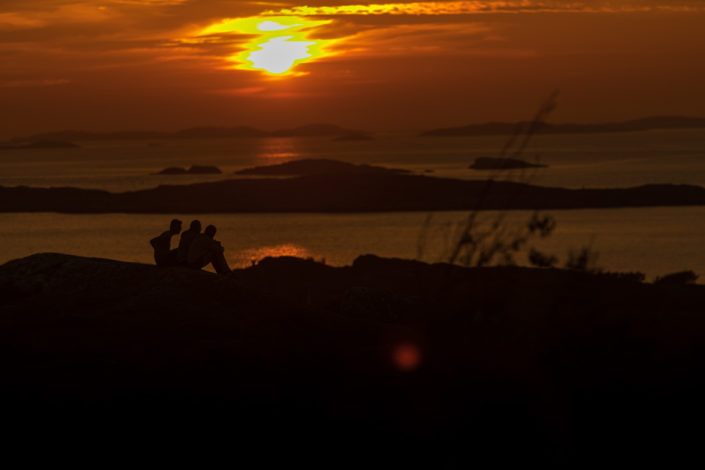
left=153, top=165, right=222, bottom=175
left=469, top=157, right=548, bottom=170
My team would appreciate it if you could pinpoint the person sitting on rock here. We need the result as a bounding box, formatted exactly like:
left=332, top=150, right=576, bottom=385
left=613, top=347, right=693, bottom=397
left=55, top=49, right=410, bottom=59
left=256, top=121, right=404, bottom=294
left=187, top=224, right=232, bottom=274
left=150, top=218, right=182, bottom=267
left=177, top=219, right=201, bottom=266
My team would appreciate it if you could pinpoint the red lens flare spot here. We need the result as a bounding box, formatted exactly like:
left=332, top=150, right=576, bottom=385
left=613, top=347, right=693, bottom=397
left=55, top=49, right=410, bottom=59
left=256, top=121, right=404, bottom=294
left=393, top=343, right=421, bottom=371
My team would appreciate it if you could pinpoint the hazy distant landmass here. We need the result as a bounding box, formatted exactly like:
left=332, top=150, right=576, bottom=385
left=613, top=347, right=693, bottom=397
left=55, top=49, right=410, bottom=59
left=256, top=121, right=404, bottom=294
left=13, top=124, right=364, bottom=143
left=154, top=165, right=222, bottom=175
left=0, top=139, right=79, bottom=150
left=234, top=159, right=408, bottom=176
left=333, top=132, right=374, bottom=141
left=2, top=159, right=705, bottom=213
left=270, top=124, right=361, bottom=138
left=423, top=116, right=705, bottom=137
left=469, top=157, right=547, bottom=170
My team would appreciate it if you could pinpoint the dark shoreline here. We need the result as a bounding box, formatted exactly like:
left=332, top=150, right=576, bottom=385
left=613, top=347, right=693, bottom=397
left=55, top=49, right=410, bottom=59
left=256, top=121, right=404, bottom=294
left=2, top=172, right=705, bottom=213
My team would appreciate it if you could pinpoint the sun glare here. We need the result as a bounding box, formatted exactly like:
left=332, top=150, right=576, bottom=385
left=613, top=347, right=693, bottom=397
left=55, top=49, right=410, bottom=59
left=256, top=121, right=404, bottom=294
left=199, top=16, right=336, bottom=76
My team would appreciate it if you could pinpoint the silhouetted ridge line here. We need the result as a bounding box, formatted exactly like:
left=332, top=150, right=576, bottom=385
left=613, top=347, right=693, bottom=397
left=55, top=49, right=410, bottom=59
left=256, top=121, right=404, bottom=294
left=2, top=171, right=705, bottom=213
left=423, top=115, right=705, bottom=137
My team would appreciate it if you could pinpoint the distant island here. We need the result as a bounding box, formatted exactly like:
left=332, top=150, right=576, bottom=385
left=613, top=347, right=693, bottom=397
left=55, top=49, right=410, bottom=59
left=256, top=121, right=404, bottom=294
left=234, top=159, right=408, bottom=176
left=423, top=116, right=705, bottom=137
left=12, top=124, right=366, bottom=143
left=2, top=159, right=705, bottom=213
left=0, top=139, right=79, bottom=150
left=469, top=157, right=547, bottom=170
left=154, top=165, right=222, bottom=175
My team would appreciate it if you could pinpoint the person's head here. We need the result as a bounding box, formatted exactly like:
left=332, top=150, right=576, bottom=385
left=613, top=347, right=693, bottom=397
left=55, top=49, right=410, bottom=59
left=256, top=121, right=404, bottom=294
left=189, top=220, right=202, bottom=232
left=170, top=219, right=182, bottom=234
left=204, top=224, right=217, bottom=238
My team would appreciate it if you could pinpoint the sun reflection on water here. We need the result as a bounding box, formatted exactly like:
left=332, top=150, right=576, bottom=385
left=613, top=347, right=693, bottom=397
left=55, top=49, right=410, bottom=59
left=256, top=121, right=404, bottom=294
left=256, top=137, right=300, bottom=161
left=232, top=244, right=314, bottom=268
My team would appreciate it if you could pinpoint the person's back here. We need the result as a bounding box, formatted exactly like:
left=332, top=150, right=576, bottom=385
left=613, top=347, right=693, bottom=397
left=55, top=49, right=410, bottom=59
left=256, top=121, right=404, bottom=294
left=177, top=220, right=201, bottom=265
left=187, top=225, right=231, bottom=274
left=187, top=233, right=214, bottom=268
left=150, top=219, right=182, bottom=267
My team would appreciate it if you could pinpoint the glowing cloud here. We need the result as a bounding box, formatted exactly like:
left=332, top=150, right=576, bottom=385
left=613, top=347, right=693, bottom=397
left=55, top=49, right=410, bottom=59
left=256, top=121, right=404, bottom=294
left=199, top=16, right=336, bottom=76
left=265, top=1, right=705, bottom=16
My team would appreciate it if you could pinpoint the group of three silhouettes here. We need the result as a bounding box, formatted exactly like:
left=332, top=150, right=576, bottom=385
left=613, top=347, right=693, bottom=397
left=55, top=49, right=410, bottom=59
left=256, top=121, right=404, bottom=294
left=150, top=219, right=232, bottom=274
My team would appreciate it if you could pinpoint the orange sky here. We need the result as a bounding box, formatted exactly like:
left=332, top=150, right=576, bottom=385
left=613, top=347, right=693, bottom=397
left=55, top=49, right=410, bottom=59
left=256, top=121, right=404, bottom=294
left=2, top=0, right=705, bottom=138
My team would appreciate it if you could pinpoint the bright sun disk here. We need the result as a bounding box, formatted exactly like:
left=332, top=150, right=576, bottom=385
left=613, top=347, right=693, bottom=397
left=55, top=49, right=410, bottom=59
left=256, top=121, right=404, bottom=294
left=198, top=16, right=335, bottom=76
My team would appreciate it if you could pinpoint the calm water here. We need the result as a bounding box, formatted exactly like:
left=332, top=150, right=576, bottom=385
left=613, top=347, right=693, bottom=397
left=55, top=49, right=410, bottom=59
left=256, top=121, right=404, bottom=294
left=1, top=129, right=704, bottom=278
left=1, top=129, right=705, bottom=191
left=1, top=208, right=703, bottom=280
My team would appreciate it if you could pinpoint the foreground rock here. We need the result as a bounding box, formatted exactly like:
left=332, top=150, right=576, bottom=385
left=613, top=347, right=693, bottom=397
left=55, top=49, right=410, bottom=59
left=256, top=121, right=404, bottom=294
left=2, top=253, right=705, bottom=463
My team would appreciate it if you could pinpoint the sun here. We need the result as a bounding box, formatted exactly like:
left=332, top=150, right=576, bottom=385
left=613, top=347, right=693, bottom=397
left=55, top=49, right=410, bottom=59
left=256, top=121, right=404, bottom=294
left=247, top=36, right=316, bottom=74
left=199, top=16, right=336, bottom=76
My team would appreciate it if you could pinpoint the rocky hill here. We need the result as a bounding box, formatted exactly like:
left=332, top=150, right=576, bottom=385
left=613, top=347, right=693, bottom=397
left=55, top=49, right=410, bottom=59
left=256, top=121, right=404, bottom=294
left=2, top=253, right=705, bottom=464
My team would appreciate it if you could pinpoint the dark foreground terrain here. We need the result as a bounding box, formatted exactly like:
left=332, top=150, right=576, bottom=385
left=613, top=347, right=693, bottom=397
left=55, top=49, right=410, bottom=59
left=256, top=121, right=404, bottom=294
left=2, top=253, right=705, bottom=465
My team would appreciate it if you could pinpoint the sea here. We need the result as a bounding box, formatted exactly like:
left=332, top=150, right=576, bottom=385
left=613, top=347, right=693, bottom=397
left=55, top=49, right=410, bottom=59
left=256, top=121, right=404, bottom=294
left=1, top=129, right=704, bottom=279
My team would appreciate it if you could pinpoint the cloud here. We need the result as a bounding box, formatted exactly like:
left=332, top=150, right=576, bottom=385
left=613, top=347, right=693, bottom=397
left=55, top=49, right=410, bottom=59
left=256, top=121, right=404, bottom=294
left=265, top=1, right=705, bottom=16
left=107, top=0, right=188, bottom=4
left=0, top=12, right=45, bottom=29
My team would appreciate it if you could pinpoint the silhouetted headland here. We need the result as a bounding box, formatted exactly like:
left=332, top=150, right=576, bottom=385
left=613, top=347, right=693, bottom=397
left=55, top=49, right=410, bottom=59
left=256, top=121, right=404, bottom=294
left=153, top=165, right=222, bottom=175
left=423, top=115, right=705, bottom=137
left=2, top=159, right=705, bottom=213
left=469, top=157, right=548, bottom=170
left=2, top=252, right=704, bottom=464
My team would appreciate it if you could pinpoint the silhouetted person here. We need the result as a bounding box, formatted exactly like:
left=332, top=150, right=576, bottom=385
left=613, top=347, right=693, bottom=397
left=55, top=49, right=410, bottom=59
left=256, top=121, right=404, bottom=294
left=187, top=224, right=232, bottom=274
left=177, top=219, right=202, bottom=266
left=150, top=219, right=182, bottom=267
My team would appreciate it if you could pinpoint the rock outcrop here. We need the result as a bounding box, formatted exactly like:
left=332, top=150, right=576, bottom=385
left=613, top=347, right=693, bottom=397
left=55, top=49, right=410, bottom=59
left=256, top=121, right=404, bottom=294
left=3, top=252, right=705, bottom=464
